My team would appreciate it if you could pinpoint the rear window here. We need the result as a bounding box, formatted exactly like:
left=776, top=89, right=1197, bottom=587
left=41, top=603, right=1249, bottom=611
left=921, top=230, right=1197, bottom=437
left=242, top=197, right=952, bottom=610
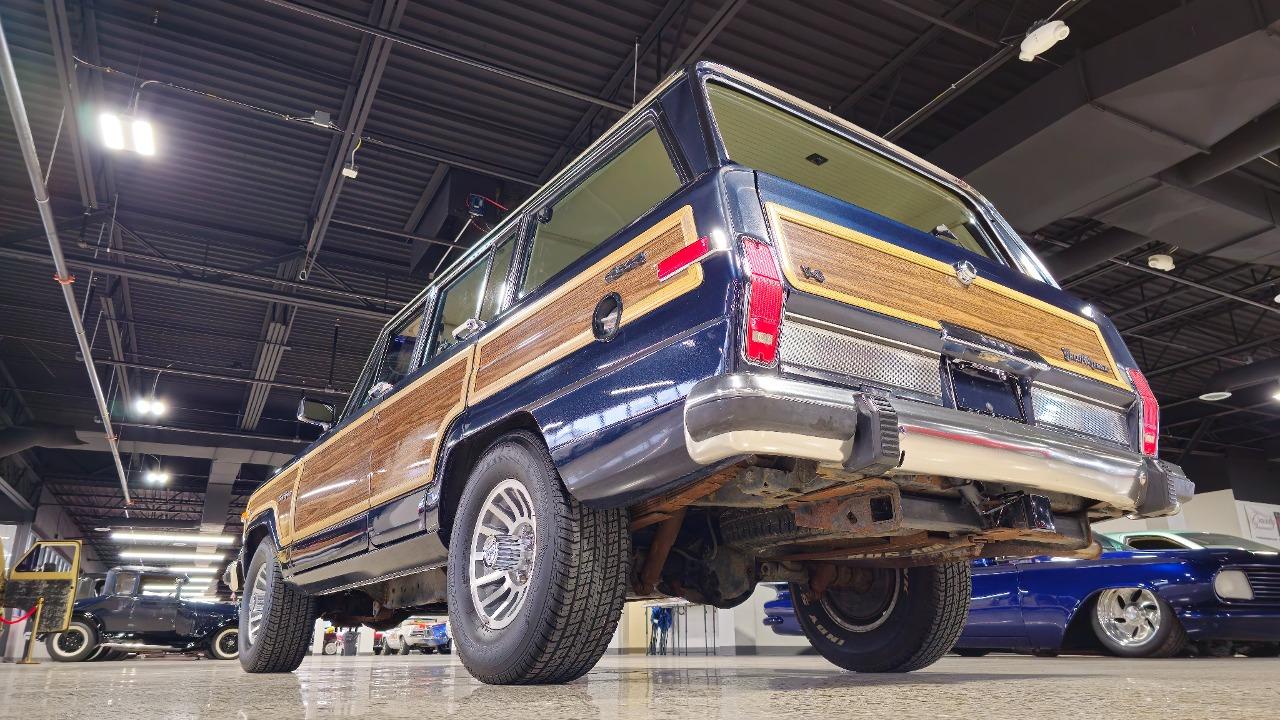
left=707, top=82, right=996, bottom=259
left=1178, top=533, right=1277, bottom=552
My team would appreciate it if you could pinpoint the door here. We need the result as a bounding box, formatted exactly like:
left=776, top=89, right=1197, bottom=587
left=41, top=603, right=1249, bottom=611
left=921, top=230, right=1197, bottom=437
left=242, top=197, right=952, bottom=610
left=959, top=558, right=1026, bottom=644
left=95, top=571, right=139, bottom=633
left=369, top=239, right=514, bottom=545
left=130, top=573, right=179, bottom=633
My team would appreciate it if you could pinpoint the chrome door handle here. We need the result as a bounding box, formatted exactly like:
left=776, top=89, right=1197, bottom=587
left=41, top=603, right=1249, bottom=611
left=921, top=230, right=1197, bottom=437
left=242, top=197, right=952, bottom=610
left=452, top=317, right=485, bottom=341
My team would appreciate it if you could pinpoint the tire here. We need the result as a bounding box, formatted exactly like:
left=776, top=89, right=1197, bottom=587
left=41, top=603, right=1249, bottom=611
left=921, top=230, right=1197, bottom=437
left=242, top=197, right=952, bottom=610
left=446, top=431, right=630, bottom=685
left=1090, top=587, right=1186, bottom=658
left=420, top=647, right=434, bottom=654
left=239, top=537, right=316, bottom=673
left=372, top=646, right=383, bottom=656
left=439, top=642, right=452, bottom=655
left=953, top=648, right=990, bottom=657
left=790, top=561, right=971, bottom=673
left=46, top=620, right=99, bottom=662
left=86, top=645, right=108, bottom=662
left=398, top=641, right=410, bottom=656
left=207, top=627, right=240, bottom=660
left=323, top=641, right=338, bottom=656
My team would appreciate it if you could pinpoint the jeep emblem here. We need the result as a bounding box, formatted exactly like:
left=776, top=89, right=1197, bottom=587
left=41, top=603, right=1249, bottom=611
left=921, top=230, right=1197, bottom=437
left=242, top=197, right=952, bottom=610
left=953, top=260, right=978, bottom=287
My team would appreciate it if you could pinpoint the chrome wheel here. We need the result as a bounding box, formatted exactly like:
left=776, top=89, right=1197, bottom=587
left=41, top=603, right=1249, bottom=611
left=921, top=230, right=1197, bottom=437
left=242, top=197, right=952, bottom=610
left=468, top=477, right=537, bottom=630
left=246, top=562, right=269, bottom=645
left=1096, top=588, right=1161, bottom=647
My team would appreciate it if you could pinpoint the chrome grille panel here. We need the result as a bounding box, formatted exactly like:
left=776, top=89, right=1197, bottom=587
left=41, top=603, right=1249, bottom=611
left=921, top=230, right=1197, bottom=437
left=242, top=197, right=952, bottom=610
left=1033, top=388, right=1129, bottom=446
left=1242, top=567, right=1280, bottom=604
left=781, top=320, right=942, bottom=397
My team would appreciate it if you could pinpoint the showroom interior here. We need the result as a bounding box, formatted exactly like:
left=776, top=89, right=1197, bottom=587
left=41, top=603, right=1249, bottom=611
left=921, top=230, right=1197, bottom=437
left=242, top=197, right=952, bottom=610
left=2, top=0, right=1280, bottom=716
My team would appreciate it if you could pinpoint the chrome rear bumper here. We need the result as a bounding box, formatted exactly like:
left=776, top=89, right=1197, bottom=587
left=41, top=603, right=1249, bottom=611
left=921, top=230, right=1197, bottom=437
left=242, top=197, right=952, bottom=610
left=683, top=374, right=1192, bottom=517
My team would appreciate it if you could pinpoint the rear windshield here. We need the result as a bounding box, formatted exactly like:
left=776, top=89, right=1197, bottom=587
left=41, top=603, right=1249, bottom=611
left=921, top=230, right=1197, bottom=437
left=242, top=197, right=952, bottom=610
left=707, top=81, right=996, bottom=259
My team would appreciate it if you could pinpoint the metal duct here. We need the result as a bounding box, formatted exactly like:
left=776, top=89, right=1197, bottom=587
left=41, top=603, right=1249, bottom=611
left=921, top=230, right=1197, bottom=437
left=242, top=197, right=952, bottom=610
left=1202, top=357, right=1280, bottom=397
left=0, top=425, right=86, bottom=458
left=1168, top=105, right=1280, bottom=187
left=1046, top=228, right=1150, bottom=278
left=0, top=15, right=131, bottom=504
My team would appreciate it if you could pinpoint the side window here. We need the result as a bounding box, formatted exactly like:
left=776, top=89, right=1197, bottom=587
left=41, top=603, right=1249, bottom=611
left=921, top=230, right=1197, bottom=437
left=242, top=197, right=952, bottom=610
left=520, top=128, right=680, bottom=298
left=429, top=260, right=488, bottom=358
left=367, top=303, right=426, bottom=394
left=110, top=571, right=139, bottom=596
left=1124, top=536, right=1185, bottom=551
left=480, top=234, right=518, bottom=323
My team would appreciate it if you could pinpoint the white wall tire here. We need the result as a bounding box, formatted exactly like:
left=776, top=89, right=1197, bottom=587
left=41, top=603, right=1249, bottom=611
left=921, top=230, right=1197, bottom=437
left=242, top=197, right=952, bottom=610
left=208, top=627, right=240, bottom=660
left=45, top=620, right=99, bottom=662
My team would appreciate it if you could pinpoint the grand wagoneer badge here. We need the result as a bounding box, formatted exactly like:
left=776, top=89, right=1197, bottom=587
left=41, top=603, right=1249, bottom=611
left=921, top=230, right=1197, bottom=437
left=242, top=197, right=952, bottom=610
left=1060, top=347, right=1111, bottom=374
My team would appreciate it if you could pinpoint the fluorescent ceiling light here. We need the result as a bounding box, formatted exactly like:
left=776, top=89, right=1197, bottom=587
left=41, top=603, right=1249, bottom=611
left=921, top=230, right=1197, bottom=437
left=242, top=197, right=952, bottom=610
left=131, top=119, right=156, bottom=156
left=100, top=112, right=125, bottom=150
left=166, top=566, right=220, bottom=574
left=111, top=531, right=235, bottom=545
left=120, top=549, right=224, bottom=562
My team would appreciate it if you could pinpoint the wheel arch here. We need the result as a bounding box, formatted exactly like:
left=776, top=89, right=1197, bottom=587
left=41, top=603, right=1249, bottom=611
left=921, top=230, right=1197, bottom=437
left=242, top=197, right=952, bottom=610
left=434, top=410, right=546, bottom=546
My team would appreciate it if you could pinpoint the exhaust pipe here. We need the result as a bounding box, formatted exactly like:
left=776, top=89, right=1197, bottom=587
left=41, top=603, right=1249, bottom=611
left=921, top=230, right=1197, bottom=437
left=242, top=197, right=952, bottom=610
left=0, top=15, right=130, bottom=504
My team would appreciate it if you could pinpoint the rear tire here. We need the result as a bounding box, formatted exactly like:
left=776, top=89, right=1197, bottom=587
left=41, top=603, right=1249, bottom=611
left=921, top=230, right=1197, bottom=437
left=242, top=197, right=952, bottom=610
left=791, top=561, right=970, bottom=673
left=447, top=431, right=630, bottom=685
left=46, top=620, right=99, bottom=662
left=239, top=537, right=316, bottom=673
left=398, top=642, right=410, bottom=656
left=1090, top=588, right=1185, bottom=658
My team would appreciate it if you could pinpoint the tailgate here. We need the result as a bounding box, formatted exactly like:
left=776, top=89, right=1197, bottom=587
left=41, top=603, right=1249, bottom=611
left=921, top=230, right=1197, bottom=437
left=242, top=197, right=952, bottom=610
left=762, top=200, right=1128, bottom=390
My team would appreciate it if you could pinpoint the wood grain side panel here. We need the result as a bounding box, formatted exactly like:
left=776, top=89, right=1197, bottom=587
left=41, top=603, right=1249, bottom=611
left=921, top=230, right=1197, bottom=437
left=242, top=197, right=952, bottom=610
left=291, top=419, right=376, bottom=538
left=472, top=205, right=701, bottom=402
left=246, top=463, right=301, bottom=546
left=768, top=205, right=1125, bottom=388
left=369, top=352, right=470, bottom=506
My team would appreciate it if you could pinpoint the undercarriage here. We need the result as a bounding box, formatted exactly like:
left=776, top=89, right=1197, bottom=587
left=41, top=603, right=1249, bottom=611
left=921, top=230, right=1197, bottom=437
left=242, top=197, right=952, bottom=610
left=628, top=459, right=1097, bottom=608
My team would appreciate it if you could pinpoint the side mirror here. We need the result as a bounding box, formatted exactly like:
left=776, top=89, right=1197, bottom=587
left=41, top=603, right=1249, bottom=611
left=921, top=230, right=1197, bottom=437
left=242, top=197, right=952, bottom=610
left=297, top=397, right=336, bottom=430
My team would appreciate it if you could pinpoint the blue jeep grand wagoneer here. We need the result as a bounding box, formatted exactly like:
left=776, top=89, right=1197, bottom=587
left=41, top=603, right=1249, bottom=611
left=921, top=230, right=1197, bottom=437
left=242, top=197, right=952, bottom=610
left=228, top=63, right=1192, bottom=685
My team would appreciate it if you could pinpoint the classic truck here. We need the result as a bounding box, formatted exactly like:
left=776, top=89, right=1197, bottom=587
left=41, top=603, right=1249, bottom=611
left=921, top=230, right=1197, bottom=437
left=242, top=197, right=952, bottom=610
left=229, top=62, right=1191, bottom=685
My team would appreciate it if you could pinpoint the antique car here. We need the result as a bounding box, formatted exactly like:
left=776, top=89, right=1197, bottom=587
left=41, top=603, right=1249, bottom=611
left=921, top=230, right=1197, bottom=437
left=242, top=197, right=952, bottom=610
left=381, top=615, right=452, bottom=655
left=44, top=566, right=239, bottom=662
left=230, top=62, right=1190, bottom=685
left=765, top=532, right=1280, bottom=658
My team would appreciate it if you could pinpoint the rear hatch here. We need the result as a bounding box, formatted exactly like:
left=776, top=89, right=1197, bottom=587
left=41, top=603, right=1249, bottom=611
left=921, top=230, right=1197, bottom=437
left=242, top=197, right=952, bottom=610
left=707, top=77, right=1138, bottom=450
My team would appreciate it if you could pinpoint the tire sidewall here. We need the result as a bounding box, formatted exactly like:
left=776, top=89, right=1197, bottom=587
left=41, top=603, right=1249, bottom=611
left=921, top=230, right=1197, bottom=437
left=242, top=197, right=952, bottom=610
left=209, top=626, right=240, bottom=660
left=1090, top=590, right=1177, bottom=658
left=47, top=620, right=99, bottom=662
left=447, top=434, right=564, bottom=679
left=238, top=539, right=278, bottom=667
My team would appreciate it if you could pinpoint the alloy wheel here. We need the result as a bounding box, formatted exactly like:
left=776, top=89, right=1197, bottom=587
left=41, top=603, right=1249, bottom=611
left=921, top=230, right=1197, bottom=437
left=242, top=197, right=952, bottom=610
left=468, top=477, right=538, bottom=630
left=1095, top=588, right=1161, bottom=647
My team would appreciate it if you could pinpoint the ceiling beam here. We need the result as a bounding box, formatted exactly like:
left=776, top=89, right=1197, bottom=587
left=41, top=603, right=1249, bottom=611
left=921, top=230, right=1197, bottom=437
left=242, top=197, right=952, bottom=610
left=260, top=0, right=628, bottom=112
left=0, top=246, right=397, bottom=321
left=832, top=0, right=984, bottom=119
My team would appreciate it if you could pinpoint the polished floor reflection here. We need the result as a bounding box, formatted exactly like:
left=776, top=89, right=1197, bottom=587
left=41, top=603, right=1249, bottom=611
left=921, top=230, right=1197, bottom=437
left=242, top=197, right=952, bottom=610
left=1, top=653, right=1275, bottom=719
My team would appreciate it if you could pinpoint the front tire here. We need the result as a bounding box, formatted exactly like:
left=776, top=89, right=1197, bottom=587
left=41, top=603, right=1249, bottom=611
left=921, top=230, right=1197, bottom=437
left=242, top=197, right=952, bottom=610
left=1090, top=587, right=1186, bottom=658
left=447, top=431, right=630, bottom=685
left=791, top=561, right=971, bottom=673
left=46, top=620, right=99, bottom=662
left=398, top=641, right=410, bottom=656
left=239, top=537, right=316, bottom=673
left=207, top=627, right=239, bottom=660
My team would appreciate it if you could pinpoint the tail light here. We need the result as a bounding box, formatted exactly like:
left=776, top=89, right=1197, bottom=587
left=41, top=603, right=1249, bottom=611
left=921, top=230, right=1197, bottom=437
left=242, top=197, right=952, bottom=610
left=1126, top=367, right=1159, bottom=456
left=740, top=236, right=784, bottom=365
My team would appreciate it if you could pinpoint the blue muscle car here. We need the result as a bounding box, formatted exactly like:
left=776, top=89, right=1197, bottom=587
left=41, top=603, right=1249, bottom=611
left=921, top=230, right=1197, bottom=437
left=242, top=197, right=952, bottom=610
left=44, top=566, right=239, bottom=662
left=764, top=532, right=1280, bottom=658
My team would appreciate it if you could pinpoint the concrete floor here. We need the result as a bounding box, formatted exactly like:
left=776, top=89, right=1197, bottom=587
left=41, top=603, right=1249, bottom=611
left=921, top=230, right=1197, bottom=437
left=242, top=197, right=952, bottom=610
left=1, top=653, right=1277, bottom=719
